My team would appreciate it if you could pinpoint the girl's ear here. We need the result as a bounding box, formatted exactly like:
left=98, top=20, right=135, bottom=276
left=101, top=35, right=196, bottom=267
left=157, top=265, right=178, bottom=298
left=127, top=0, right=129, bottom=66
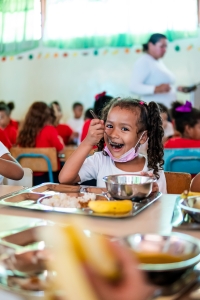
left=140, top=131, right=148, bottom=145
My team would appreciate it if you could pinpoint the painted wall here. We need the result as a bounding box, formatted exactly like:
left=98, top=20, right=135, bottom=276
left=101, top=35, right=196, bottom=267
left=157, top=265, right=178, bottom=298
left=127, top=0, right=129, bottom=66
left=0, top=36, right=200, bottom=121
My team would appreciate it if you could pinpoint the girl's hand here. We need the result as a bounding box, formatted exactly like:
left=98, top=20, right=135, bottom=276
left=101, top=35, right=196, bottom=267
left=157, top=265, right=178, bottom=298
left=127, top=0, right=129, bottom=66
left=85, top=119, right=105, bottom=146
left=140, top=171, right=159, bottom=193
left=84, top=241, right=156, bottom=300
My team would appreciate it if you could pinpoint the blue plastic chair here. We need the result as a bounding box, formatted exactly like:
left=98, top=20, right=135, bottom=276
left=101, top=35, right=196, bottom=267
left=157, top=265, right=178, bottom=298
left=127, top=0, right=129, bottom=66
left=164, top=149, right=200, bottom=173
left=16, top=153, right=54, bottom=182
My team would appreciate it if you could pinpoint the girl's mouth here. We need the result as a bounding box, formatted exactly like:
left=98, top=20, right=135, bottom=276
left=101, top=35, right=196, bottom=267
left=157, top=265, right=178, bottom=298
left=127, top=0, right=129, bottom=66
left=109, top=141, right=124, bottom=149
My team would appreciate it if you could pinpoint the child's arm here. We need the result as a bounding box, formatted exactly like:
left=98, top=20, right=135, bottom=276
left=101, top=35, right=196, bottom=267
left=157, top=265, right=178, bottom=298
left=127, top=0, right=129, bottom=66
left=59, top=119, right=104, bottom=184
left=0, top=153, right=24, bottom=180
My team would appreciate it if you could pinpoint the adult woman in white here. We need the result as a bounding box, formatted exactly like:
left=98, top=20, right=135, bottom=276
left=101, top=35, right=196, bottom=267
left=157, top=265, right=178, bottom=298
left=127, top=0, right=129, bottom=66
left=130, top=33, right=195, bottom=107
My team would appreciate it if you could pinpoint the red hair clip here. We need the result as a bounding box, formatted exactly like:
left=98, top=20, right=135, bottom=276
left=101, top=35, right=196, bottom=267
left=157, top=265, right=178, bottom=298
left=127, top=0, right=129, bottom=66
left=139, top=101, right=144, bottom=105
left=95, top=91, right=106, bottom=101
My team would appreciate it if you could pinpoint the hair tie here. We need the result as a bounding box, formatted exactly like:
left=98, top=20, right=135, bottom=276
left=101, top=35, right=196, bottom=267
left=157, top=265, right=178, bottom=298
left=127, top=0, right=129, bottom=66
left=139, top=101, right=144, bottom=105
left=175, top=100, right=192, bottom=113
left=95, top=91, right=106, bottom=101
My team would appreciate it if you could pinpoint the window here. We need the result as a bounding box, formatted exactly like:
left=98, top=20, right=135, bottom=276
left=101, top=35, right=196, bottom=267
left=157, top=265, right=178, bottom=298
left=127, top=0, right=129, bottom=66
left=43, top=0, right=198, bottom=49
left=0, top=0, right=41, bottom=55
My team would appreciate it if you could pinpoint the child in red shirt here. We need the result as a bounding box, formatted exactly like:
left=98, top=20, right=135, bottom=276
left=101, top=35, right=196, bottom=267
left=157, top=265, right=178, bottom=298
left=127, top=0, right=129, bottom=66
left=17, top=102, right=64, bottom=185
left=164, top=101, right=200, bottom=148
left=50, top=101, right=77, bottom=145
left=0, top=102, right=17, bottom=146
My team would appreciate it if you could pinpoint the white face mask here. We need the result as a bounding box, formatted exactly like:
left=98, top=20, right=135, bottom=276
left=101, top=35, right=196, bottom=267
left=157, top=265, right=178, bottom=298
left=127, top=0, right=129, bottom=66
left=104, top=131, right=145, bottom=163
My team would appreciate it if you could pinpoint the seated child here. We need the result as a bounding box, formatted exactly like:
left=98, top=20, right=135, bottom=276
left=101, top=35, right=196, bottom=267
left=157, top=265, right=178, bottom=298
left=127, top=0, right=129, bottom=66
left=0, top=141, right=24, bottom=183
left=0, top=102, right=17, bottom=145
left=50, top=101, right=77, bottom=145
left=17, top=102, right=64, bottom=185
left=59, top=98, right=166, bottom=193
left=157, top=103, right=174, bottom=143
left=68, top=102, right=84, bottom=144
left=164, top=101, right=200, bottom=148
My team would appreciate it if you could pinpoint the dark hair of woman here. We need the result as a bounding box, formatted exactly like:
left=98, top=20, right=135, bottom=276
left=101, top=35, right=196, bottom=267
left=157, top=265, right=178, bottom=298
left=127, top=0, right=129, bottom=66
left=143, top=33, right=167, bottom=52
left=0, top=101, right=15, bottom=115
left=17, top=101, right=56, bottom=147
left=98, top=98, right=164, bottom=179
left=171, top=101, right=200, bottom=135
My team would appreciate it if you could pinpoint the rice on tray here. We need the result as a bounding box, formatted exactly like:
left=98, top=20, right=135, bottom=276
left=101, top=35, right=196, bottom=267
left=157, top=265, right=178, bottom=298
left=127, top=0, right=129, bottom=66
left=42, top=193, right=96, bottom=209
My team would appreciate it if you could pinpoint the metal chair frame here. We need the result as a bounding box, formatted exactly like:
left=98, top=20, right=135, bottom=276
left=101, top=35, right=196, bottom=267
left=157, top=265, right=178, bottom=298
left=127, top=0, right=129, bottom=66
left=16, top=153, right=54, bottom=182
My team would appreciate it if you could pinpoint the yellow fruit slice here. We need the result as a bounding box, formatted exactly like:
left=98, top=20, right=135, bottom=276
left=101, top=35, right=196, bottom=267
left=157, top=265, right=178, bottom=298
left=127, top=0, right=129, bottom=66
left=45, top=225, right=99, bottom=300
left=64, top=225, right=119, bottom=280
left=181, top=191, right=200, bottom=199
left=88, top=200, right=133, bottom=214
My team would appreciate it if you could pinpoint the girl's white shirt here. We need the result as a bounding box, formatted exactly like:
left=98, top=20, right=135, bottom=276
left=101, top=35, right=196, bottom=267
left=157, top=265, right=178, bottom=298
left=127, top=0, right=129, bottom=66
left=0, top=142, right=10, bottom=185
left=79, top=151, right=167, bottom=193
left=130, top=53, right=176, bottom=108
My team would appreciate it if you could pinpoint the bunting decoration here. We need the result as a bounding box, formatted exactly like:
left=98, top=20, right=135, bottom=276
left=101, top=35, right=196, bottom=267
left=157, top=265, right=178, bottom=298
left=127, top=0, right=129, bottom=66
left=0, top=44, right=200, bottom=62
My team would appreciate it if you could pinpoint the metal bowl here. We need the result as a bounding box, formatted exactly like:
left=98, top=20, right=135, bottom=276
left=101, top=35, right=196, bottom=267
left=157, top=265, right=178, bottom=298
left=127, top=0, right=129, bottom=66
left=123, top=232, right=200, bottom=286
left=103, top=174, right=156, bottom=201
left=179, top=196, right=200, bottom=223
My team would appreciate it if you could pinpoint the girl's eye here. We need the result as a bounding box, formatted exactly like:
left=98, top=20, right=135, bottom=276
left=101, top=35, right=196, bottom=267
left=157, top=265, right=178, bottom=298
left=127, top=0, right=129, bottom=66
left=106, top=124, right=113, bottom=128
left=122, top=127, right=129, bottom=131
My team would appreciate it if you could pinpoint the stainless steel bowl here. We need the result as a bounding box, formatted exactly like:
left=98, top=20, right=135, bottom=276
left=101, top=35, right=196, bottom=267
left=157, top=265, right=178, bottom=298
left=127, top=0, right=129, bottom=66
left=123, top=232, right=200, bottom=286
left=103, top=174, right=156, bottom=201
left=179, top=196, right=200, bottom=223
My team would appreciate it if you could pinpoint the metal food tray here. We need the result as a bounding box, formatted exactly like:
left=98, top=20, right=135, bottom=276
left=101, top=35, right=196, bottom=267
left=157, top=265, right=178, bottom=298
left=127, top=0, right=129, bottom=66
left=0, top=221, right=51, bottom=299
left=171, top=196, right=200, bottom=230
left=0, top=183, right=162, bottom=219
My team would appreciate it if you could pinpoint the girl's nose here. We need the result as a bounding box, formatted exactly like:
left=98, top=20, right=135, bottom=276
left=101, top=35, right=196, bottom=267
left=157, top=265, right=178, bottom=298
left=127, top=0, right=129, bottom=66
left=108, top=127, right=120, bottom=139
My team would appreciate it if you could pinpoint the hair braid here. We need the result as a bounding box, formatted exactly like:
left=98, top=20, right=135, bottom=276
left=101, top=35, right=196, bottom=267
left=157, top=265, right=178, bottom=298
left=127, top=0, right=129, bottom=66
left=147, top=102, right=164, bottom=179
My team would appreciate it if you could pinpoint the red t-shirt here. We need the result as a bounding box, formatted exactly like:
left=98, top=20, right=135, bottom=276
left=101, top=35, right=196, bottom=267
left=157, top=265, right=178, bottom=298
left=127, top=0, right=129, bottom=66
left=36, top=125, right=64, bottom=151
left=81, top=119, right=91, bottom=142
left=10, top=119, right=19, bottom=129
left=56, top=124, right=73, bottom=145
left=4, top=124, right=17, bottom=146
left=164, top=137, right=200, bottom=148
left=0, top=128, right=11, bottom=149
left=34, top=125, right=64, bottom=176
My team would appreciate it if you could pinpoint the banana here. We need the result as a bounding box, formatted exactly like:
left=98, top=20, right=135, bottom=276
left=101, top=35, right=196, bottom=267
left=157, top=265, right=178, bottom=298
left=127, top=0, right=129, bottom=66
left=88, top=200, right=133, bottom=214
left=181, top=191, right=200, bottom=199
left=64, top=225, right=120, bottom=279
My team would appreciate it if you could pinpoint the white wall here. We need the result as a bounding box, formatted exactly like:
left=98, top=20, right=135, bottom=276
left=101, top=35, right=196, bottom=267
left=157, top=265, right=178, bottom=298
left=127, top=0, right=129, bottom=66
left=0, top=36, right=200, bottom=121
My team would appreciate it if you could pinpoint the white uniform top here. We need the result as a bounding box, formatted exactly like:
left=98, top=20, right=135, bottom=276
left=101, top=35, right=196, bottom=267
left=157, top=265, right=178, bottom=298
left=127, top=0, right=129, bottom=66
left=79, top=152, right=167, bottom=194
left=130, top=53, right=176, bottom=107
left=0, top=142, right=10, bottom=184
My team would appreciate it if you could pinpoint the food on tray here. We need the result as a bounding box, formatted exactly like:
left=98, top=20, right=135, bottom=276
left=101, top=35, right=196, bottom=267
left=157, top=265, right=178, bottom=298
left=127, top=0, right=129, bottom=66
left=41, top=192, right=96, bottom=209
left=88, top=200, right=133, bottom=214
left=44, top=223, right=120, bottom=300
left=7, top=275, right=47, bottom=291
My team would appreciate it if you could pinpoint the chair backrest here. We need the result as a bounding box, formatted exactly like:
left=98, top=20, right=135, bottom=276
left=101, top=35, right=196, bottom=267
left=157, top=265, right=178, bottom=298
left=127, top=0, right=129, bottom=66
left=165, top=171, right=191, bottom=194
left=10, top=147, right=58, bottom=172
left=3, top=168, right=33, bottom=187
left=164, top=149, right=200, bottom=173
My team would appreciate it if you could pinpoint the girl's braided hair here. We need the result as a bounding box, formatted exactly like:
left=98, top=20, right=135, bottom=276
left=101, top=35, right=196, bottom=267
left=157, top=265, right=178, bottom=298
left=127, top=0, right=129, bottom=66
left=98, top=98, right=164, bottom=179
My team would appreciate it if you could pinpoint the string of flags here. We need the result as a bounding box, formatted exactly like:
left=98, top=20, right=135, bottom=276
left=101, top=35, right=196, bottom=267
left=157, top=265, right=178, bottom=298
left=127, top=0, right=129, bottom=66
left=1, top=45, right=200, bottom=61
